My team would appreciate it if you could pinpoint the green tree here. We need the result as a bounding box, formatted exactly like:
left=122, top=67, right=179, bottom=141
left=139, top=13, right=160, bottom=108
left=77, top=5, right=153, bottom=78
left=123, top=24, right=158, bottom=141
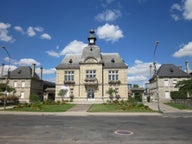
left=58, top=89, right=67, bottom=102
left=0, top=83, right=15, bottom=93
left=30, top=94, right=40, bottom=103
left=133, top=84, right=139, bottom=88
left=175, top=79, right=192, bottom=99
left=106, top=87, right=116, bottom=101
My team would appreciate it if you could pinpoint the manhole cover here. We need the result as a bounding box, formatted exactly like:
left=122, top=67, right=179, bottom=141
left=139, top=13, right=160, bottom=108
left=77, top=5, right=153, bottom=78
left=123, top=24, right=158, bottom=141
left=114, top=130, right=134, bottom=135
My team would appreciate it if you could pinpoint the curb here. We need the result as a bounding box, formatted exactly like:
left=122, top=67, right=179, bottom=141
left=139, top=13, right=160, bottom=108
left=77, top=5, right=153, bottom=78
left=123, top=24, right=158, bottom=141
left=0, top=111, right=162, bottom=116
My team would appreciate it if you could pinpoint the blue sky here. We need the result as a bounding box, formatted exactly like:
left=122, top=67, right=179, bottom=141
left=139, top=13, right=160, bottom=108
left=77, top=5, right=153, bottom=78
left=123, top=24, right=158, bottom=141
left=0, top=0, right=192, bottom=86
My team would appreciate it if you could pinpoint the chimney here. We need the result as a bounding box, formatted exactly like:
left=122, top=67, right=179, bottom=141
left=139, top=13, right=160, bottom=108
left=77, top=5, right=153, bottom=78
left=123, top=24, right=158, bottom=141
left=185, top=60, right=190, bottom=74
left=40, top=66, right=43, bottom=80
left=149, top=64, right=152, bottom=78
left=1, top=63, right=4, bottom=78
left=32, top=63, right=36, bottom=78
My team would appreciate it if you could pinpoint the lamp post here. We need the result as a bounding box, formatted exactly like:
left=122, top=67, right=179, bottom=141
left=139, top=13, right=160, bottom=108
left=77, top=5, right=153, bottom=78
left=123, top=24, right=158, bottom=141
left=153, top=41, right=161, bottom=112
left=1, top=46, right=11, bottom=110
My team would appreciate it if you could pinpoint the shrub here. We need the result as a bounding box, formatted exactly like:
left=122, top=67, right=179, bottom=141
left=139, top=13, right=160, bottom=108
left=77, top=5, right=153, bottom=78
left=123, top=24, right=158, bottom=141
left=30, top=94, right=40, bottom=103
left=171, top=91, right=187, bottom=100
left=0, top=95, right=19, bottom=104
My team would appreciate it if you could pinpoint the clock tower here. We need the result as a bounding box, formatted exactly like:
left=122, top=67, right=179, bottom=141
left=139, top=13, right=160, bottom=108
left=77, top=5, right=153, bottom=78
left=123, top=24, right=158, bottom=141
left=88, top=29, right=96, bottom=45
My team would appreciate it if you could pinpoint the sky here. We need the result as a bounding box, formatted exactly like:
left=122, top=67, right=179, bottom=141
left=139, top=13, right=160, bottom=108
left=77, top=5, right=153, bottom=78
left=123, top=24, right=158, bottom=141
left=0, top=0, right=192, bottom=87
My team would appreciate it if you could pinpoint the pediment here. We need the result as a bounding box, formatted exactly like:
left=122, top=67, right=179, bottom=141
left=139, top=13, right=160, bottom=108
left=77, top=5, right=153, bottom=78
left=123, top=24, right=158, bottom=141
left=85, top=57, right=97, bottom=63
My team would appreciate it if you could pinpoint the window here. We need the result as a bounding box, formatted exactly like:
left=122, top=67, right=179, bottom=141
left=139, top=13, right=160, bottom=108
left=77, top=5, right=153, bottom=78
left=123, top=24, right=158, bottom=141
left=108, top=70, right=119, bottom=81
left=173, top=79, right=177, bottom=87
left=86, top=70, right=96, bottom=78
left=165, top=91, right=170, bottom=99
left=164, top=80, right=169, bottom=87
left=21, top=81, right=25, bottom=88
left=20, top=92, right=24, bottom=99
left=64, top=71, right=74, bottom=81
left=13, top=81, right=17, bottom=88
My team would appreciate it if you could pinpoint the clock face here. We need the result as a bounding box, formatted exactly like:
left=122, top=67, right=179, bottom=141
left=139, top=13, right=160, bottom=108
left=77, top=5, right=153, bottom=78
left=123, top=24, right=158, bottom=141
left=90, top=39, right=94, bottom=44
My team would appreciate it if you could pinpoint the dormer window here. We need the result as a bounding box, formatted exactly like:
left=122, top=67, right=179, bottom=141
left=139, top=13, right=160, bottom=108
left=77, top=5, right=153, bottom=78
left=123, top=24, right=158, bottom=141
left=69, top=59, right=72, bottom=64
left=111, top=58, right=115, bottom=63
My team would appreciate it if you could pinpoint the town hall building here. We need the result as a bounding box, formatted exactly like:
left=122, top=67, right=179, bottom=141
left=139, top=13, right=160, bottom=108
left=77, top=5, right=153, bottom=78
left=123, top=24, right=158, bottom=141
left=55, top=30, right=128, bottom=102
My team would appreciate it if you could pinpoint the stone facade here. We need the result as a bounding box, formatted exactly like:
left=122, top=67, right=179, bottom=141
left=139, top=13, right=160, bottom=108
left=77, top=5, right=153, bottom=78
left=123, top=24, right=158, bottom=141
left=149, top=64, right=191, bottom=102
left=0, top=64, right=43, bottom=103
left=55, top=30, right=128, bottom=103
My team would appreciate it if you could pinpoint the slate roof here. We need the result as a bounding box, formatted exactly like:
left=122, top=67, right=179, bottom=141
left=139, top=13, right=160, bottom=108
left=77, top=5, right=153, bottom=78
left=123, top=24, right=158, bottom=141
left=102, top=53, right=128, bottom=68
left=56, top=52, right=128, bottom=69
left=56, top=54, right=81, bottom=69
left=2, top=66, right=40, bottom=79
left=150, top=64, right=190, bottom=81
left=80, top=45, right=102, bottom=63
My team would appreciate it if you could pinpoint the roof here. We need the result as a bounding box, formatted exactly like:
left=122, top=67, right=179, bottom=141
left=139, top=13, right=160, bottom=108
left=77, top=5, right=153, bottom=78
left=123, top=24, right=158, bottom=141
left=150, top=64, right=190, bottom=81
left=56, top=52, right=128, bottom=69
left=102, top=53, right=128, bottom=68
left=56, top=54, right=81, bottom=69
left=2, top=66, right=40, bottom=79
left=80, top=45, right=102, bottom=63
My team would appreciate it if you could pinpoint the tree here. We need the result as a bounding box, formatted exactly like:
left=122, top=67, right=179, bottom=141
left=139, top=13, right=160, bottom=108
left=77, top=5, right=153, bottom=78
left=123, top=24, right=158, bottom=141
left=58, top=89, right=67, bottom=102
left=133, top=84, right=139, bottom=88
left=106, top=87, right=116, bottom=101
left=175, top=79, right=192, bottom=99
left=0, top=83, right=15, bottom=93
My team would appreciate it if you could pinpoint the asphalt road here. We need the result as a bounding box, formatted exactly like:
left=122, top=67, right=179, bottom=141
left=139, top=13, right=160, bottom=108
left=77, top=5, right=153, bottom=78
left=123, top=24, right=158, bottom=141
left=0, top=114, right=191, bottom=144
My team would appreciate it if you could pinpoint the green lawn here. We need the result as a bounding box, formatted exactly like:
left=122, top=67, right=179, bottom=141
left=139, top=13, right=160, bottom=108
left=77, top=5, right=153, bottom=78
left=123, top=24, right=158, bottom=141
left=88, top=103, right=155, bottom=112
left=165, top=102, right=189, bottom=110
left=8, top=104, right=75, bottom=112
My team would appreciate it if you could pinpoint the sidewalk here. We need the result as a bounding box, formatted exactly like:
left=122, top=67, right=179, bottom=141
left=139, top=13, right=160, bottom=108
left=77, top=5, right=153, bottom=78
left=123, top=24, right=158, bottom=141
left=0, top=104, right=161, bottom=116
left=145, top=102, right=192, bottom=113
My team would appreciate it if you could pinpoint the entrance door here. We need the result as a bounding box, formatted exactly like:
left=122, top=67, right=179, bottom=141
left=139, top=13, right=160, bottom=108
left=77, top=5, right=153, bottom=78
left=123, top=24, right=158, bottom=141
left=87, top=89, right=94, bottom=99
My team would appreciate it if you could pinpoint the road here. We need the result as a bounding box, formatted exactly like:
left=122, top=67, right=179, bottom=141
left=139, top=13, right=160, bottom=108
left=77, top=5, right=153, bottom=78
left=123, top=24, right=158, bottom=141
left=0, top=114, right=191, bottom=144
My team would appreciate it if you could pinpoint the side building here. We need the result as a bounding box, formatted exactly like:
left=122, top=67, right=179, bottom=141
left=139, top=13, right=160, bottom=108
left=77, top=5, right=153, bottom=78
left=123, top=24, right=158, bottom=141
left=0, top=64, right=44, bottom=103
left=55, top=30, right=128, bottom=102
left=149, top=63, right=191, bottom=102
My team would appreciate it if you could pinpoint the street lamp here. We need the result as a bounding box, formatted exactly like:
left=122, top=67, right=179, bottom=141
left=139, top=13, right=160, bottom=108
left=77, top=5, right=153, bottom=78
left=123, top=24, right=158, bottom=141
left=1, top=46, right=11, bottom=110
left=153, top=41, right=161, bottom=112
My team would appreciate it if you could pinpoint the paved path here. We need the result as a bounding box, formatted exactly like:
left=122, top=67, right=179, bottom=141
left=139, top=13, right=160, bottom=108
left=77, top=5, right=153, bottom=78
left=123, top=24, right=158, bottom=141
left=145, top=102, right=192, bottom=113
left=67, top=104, right=91, bottom=112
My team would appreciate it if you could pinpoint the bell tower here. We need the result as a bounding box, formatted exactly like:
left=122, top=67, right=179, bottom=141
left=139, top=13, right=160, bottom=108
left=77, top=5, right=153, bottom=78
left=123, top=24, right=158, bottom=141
left=88, top=29, right=96, bottom=45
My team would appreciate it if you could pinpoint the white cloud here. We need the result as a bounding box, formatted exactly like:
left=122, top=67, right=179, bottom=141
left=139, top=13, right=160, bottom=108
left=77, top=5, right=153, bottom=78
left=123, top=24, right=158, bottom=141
left=0, top=22, right=11, bottom=29
left=0, top=64, right=17, bottom=76
left=128, top=75, right=148, bottom=85
left=128, top=60, right=161, bottom=87
left=96, top=23, right=123, bottom=42
left=96, top=9, right=121, bottom=22
left=36, top=67, right=56, bottom=75
left=40, top=33, right=51, bottom=40
left=14, top=26, right=25, bottom=34
left=171, top=14, right=180, bottom=21
left=34, top=26, right=44, bottom=32
left=129, top=60, right=152, bottom=76
left=170, top=0, right=192, bottom=21
left=173, top=41, right=192, bottom=57
left=60, top=40, right=87, bottom=56
left=27, top=26, right=36, bottom=37
left=0, top=22, right=15, bottom=42
left=14, top=58, right=41, bottom=66
left=170, top=3, right=183, bottom=11
left=183, top=0, right=192, bottom=20
left=46, top=50, right=60, bottom=58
